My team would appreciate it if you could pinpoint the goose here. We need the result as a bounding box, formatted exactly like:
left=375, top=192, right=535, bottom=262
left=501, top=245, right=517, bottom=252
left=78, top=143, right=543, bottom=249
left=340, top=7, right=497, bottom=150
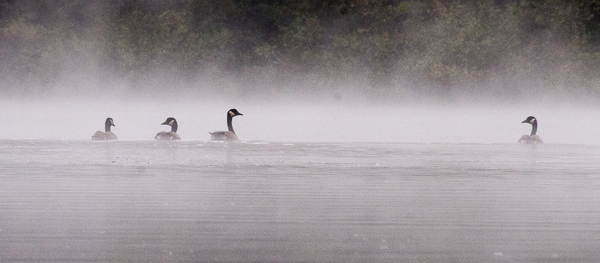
left=155, top=117, right=181, bottom=140
left=92, top=117, right=118, bottom=140
left=210, top=109, right=243, bottom=141
left=518, top=116, right=543, bottom=144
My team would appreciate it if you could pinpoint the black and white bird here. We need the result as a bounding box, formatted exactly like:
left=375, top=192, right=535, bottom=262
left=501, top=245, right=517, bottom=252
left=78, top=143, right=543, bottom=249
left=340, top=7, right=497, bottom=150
left=92, top=118, right=118, bottom=140
left=518, top=116, right=543, bottom=144
left=210, top=109, right=243, bottom=141
left=155, top=117, right=181, bottom=140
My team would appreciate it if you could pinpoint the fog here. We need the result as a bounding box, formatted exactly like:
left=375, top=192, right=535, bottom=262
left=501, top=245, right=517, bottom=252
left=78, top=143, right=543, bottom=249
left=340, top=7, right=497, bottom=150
left=1, top=1, right=600, bottom=144
left=0, top=98, right=598, bottom=145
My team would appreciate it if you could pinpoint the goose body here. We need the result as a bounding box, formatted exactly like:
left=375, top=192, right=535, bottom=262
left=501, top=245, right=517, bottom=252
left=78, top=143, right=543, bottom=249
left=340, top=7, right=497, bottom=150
left=155, top=117, right=181, bottom=140
left=518, top=116, right=543, bottom=144
left=210, top=130, right=238, bottom=141
left=92, top=118, right=118, bottom=140
left=210, top=109, right=243, bottom=141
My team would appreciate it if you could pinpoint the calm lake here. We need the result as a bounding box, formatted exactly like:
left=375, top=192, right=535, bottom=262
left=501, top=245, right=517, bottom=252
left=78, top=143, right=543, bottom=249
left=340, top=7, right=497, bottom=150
left=1, top=140, right=599, bottom=262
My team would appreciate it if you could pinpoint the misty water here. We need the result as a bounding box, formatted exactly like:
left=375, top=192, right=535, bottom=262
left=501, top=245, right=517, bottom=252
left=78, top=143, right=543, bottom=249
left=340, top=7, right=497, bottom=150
left=4, top=1, right=600, bottom=261
left=1, top=139, right=599, bottom=263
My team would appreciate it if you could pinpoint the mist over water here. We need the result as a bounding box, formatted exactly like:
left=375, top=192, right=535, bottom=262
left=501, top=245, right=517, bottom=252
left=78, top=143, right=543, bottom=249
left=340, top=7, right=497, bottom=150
left=2, top=2, right=600, bottom=262
left=1, top=1, right=599, bottom=145
left=0, top=98, right=598, bottom=144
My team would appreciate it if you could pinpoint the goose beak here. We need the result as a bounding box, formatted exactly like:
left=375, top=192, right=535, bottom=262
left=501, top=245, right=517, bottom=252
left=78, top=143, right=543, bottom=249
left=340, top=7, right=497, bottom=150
left=238, top=113, right=243, bottom=116
left=521, top=120, right=527, bottom=123
left=161, top=122, right=168, bottom=125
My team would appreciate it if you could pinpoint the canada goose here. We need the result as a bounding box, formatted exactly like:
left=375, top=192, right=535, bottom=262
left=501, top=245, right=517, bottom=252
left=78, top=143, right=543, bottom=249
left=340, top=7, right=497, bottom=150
left=92, top=117, right=118, bottom=140
left=155, top=117, right=181, bottom=140
left=518, top=116, right=543, bottom=144
left=210, top=109, right=243, bottom=141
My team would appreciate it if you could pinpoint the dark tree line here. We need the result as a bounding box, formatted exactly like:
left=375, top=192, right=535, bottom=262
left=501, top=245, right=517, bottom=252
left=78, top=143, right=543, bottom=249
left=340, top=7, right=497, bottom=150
left=1, top=0, right=600, bottom=99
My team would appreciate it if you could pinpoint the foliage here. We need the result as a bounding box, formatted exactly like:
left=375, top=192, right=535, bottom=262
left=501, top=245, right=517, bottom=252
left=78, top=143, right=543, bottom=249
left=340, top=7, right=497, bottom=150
left=0, top=0, right=599, bottom=98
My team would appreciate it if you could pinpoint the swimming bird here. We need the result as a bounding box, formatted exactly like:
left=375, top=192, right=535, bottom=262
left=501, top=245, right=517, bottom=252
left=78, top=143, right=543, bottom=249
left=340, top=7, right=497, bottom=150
left=155, top=117, right=181, bottom=140
left=210, top=109, right=243, bottom=141
left=92, top=117, right=118, bottom=140
left=518, top=116, right=543, bottom=144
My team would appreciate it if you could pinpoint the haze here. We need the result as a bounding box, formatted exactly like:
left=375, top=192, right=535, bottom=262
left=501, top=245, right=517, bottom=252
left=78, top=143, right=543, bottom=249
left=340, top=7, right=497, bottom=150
left=0, top=99, right=597, bottom=145
left=1, top=1, right=599, bottom=144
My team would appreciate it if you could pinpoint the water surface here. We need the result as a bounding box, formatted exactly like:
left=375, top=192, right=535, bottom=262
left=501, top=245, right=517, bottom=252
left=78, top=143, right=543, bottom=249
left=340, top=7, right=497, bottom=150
left=0, top=140, right=599, bottom=262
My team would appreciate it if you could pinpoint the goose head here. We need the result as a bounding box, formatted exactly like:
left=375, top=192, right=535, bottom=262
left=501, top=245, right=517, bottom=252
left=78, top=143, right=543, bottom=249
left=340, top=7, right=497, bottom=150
left=161, top=117, right=177, bottom=126
left=105, top=118, right=115, bottom=127
left=228, top=109, right=243, bottom=117
left=521, top=116, right=537, bottom=125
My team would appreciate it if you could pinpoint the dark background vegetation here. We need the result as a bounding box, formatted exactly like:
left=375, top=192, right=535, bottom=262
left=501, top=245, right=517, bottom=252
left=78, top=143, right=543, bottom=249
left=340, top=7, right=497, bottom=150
left=1, top=0, right=599, bottom=102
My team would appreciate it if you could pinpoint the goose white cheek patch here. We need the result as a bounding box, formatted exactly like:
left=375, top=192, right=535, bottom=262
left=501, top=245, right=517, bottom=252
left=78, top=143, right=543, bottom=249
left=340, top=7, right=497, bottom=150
left=169, top=120, right=174, bottom=126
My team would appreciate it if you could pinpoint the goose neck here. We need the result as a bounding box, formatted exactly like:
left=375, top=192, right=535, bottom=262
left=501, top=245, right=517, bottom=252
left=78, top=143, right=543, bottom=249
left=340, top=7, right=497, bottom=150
left=227, top=114, right=234, bottom=132
left=171, top=121, right=178, bottom=133
left=530, top=121, right=537, bottom=136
